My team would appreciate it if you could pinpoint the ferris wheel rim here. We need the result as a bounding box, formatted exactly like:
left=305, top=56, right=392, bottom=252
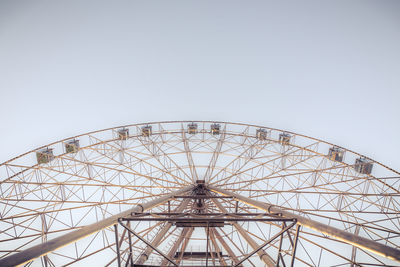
left=1, top=120, right=398, bottom=176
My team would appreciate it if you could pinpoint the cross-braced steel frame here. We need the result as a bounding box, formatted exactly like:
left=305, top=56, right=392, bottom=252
left=115, top=181, right=301, bottom=267
left=0, top=121, right=399, bottom=266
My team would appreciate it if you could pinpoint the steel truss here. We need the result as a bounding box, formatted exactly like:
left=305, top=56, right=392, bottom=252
left=115, top=181, right=300, bottom=267
left=0, top=121, right=399, bottom=266
left=117, top=214, right=298, bottom=267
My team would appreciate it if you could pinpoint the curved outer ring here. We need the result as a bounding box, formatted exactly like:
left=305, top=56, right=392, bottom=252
left=1, top=120, right=399, bottom=176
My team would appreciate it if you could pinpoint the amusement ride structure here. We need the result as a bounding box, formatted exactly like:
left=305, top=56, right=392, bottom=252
left=0, top=121, right=399, bottom=266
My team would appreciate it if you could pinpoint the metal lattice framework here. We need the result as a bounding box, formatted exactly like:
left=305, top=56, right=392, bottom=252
left=0, top=121, right=399, bottom=266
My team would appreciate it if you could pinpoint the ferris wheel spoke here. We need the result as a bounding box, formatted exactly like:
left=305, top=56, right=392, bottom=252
left=0, top=182, right=164, bottom=234
left=56, top=239, right=114, bottom=266
left=134, top=126, right=193, bottom=184
left=181, top=124, right=198, bottom=182
left=208, top=135, right=270, bottom=184
left=84, top=135, right=183, bottom=185
left=0, top=199, right=146, bottom=222
left=83, top=137, right=187, bottom=188
left=209, top=141, right=319, bottom=186
left=106, top=135, right=190, bottom=187
left=60, top=152, right=182, bottom=191
left=204, top=124, right=226, bottom=182
left=227, top=160, right=354, bottom=194
left=1, top=167, right=164, bottom=212
left=254, top=176, right=397, bottom=232
left=229, top=154, right=320, bottom=192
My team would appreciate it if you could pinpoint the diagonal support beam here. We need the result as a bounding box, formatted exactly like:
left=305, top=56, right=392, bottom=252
left=0, top=186, right=195, bottom=267
left=234, top=220, right=297, bottom=267
left=209, top=228, right=227, bottom=266
left=119, top=220, right=178, bottom=266
left=135, top=198, right=192, bottom=264
left=160, top=227, right=194, bottom=266
left=176, top=224, right=194, bottom=265
left=208, top=185, right=400, bottom=263
left=211, top=196, right=276, bottom=267
left=213, top=228, right=241, bottom=266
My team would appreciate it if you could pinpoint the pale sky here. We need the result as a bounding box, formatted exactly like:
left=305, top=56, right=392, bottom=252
left=0, top=0, right=399, bottom=172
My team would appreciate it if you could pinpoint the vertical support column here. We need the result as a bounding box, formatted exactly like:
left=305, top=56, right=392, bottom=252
left=290, top=224, right=300, bottom=267
left=276, top=222, right=285, bottom=267
left=114, top=224, right=121, bottom=267
left=205, top=222, right=210, bottom=267
left=127, top=221, right=133, bottom=267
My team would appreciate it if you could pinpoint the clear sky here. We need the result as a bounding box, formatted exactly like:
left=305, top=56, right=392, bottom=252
left=0, top=0, right=399, bottom=172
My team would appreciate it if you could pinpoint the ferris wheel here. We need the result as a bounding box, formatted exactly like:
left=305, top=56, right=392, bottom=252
left=0, top=121, right=399, bottom=267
